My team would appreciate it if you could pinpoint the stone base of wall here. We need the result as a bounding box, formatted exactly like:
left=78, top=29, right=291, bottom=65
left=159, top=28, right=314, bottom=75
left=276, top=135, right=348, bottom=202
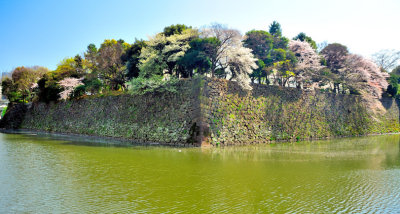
left=1, top=77, right=399, bottom=146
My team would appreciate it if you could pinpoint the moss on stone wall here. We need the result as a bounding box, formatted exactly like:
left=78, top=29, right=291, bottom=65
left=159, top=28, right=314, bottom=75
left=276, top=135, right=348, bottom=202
left=16, top=78, right=204, bottom=146
left=1, top=77, right=399, bottom=146
left=202, top=79, right=400, bottom=145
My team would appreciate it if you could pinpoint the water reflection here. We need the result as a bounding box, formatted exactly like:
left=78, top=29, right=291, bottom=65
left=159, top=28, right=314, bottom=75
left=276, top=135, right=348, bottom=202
left=0, top=133, right=399, bottom=213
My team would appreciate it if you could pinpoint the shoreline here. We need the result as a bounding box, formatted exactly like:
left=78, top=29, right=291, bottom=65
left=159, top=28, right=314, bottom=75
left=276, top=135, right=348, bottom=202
left=2, top=128, right=399, bottom=148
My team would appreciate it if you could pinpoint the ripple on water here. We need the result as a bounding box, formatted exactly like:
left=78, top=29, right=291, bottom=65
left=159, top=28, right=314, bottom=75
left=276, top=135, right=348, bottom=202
left=0, top=133, right=400, bottom=213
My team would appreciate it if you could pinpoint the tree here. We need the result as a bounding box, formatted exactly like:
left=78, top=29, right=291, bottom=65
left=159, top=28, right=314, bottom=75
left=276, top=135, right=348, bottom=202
left=84, top=43, right=98, bottom=73
left=321, top=43, right=349, bottom=73
left=2, top=66, right=49, bottom=102
left=163, top=24, right=191, bottom=37
left=200, top=23, right=243, bottom=77
left=392, top=65, right=400, bottom=75
left=372, top=49, right=400, bottom=71
left=269, top=21, right=282, bottom=37
left=124, top=39, right=147, bottom=79
left=37, top=74, right=62, bottom=103
left=138, top=28, right=199, bottom=78
left=317, top=41, right=328, bottom=53
left=53, top=57, right=83, bottom=80
left=268, top=21, right=289, bottom=50
left=224, top=45, right=258, bottom=89
left=96, top=39, right=130, bottom=90
left=320, top=43, right=349, bottom=93
left=243, top=30, right=274, bottom=83
left=293, top=32, right=317, bottom=50
left=243, top=26, right=294, bottom=85
left=289, top=40, right=323, bottom=88
left=58, top=77, right=84, bottom=100
left=178, top=37, right=218, bottom=77
left=343, top=54, right=389, bottom=98
left=1, top=77, right=20, bottom=102
left=243, top=30, right=273, bottom=60
left=387, top=73, right=400, bottom=97
left=272, top=60, right=295, bottom=87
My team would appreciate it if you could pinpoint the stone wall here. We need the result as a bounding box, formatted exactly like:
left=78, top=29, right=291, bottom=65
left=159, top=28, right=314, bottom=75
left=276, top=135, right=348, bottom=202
left=1, top=77, right=399, bottom=146
left=1, top=78, right=206, bottom=146
left=200, top=78, right=400, bottom=145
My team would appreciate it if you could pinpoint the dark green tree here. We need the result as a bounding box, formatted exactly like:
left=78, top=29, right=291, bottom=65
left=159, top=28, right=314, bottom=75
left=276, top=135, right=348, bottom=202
left=124, top=39, right=147, bottom=79
left=244, top=24, right=295, bottom=85
left=269, top=21, right=282, bottom=37
left=163, top=24, right=191, bottom=37
left=392, top=65, right=400, bottom=75
left=387, top=73, right=400, bottom=97
left=243, top=30, right=273, bottom=60
left=37, top=74, right=62, bottom=103
left=178, top=37, right=219, bottom=77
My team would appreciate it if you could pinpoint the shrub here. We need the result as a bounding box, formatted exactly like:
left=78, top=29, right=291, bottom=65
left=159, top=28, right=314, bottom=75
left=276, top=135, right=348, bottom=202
left=71, top=85, right=86, bottom=99
left=127, top=75, right=179, bottom=95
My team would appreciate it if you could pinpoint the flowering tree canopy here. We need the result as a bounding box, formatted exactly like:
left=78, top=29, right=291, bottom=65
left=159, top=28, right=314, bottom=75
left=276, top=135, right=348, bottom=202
left=289, top=40, right=323, bottom=86
left=58, top=77, right=84, bottom=100
left=139, top=28, right=199, bottom=78
left=343, top=54, right=389, bottom=99
left=224, top=45, right=258, bottom=90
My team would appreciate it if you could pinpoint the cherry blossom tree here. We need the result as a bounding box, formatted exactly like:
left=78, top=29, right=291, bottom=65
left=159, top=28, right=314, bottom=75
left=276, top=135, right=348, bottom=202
left=289, top=40, right=323, bottom=88
left=200, top=23, right=242, bottom=77
left=343, top=54, right=389, bottom=99
left=224, top=45, right=258, bottom=90
left=139, top=28, right=199, bottom=78
left=58, top=77, right=84, bottom=100
left=201, top=23, right=258, bottom=89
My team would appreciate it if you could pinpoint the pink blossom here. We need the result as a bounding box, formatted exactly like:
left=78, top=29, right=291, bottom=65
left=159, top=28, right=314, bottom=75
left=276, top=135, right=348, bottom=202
left=58, top=77, right=84, bottom=100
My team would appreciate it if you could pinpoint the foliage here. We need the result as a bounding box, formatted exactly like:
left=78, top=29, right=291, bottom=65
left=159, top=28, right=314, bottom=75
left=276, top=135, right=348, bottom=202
left=387, top=73, right=400, bottom=97
left=2, top=66, right=48, bottom=102
left=178, top=37, right=219, bottom=77
left=243, top=23, right=294, bottom=85
left=1, top=106, right=7, bottom=118
left=3, top=21, right=394, bottom=104
left=127, top=76, right=179, bottom=95
left=96, top=39, right=130, bottom=90
left=37, top=74, right=62, bottom=103
left=163, top=24, right=191, bottom=37
left=392, top=65, right=400, bottom=75
left=53, top=57, right=84, bottom=80
left=243, top=30, right=273, bottom=60
left=293, top=32, right=317, bottom=50
left=125, top=39, right=147, bottom=79
left=84, top=43, right=98, bottom=72
left=139, top=28, right=199, bottom=78
left=269, top=21, right=282, bottom=37
left=272, top=60, right=296, bottom=86
left=70, top=78, right=103, bottom=99
left=71, top=85, right=86, bottom=99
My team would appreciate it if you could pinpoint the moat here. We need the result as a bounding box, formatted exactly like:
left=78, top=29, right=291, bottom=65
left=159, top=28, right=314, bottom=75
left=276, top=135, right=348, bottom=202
left=0, top=132, right=399, bottom=213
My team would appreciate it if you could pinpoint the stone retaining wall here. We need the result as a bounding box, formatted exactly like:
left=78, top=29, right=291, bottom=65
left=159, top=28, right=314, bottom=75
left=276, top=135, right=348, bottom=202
left=1, top=77, right=399, bottom=146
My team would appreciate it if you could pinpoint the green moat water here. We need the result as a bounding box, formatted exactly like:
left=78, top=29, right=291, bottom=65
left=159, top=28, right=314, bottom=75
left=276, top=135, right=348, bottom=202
left=0, top=132, right=399, bottom=213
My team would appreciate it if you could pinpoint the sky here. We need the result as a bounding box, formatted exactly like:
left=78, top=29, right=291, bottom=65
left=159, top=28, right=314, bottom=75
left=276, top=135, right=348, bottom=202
left=0, top=0, right=399, bottom=73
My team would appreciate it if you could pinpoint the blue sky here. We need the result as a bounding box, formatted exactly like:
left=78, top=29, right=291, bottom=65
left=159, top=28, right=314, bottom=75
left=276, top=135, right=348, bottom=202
left=0, top=0, right=399, bottom=73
